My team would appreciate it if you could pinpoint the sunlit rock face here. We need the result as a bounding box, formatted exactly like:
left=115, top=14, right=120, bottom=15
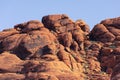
left=0, top=14, right=120, bottom=80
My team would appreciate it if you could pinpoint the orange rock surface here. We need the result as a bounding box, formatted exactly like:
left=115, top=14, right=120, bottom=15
left=0, top=14, right=120, bottom=80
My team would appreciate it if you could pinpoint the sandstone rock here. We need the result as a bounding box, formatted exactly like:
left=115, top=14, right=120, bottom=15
left=75, top=19, right=90, bottom=34
left=84, top=40, right=92, bottom=48
left=106, top=68, right=113, bottom=74
left=88, top=59, right=101, bottom=72
left=57, top=50, right=72, bottom=68
left=101, top=17, right=120, bottom=27
left=114, top=41, right=120, bottom=47
left=29, top=31, right=55, bottom=54
left=0, top=29, right=19, bottom=40
left=107, top=27, right=120, bottom=36
left=100, top=55, right=116, bottom=71
left=0, top=20, right=58, bottom=59
left=41, top=54, right=59, bottom=61
left=90, top=24, right=115, bottom=42
left=22, top=60, right=72, bottom=74
left=116, top=55, right=120, bottom=64
left=1, top=14, right=120, bottom=80
left=57, top=73, right=83, bottom=80
left=71, top=40, right=79, bottom=51
left=42, top=14, right=69, bottom=29
left=100, top=47, right=113, bottom=56
left=86, top=50, right=99, bottom=57
left=89, top=43, right=102, bottom=51
left=14, top=20, right=44, bottom=32
left=90, top=24, right=108, bottom=38
left=22, top=60, right=84, bottom=80
left=28, top=73, right=59, bottom=80
left=0, top=41, right=3, bottom=53
left=0, top=73, right=25, bottom=80
left=112, top=47, right=120, bottom=55
left=57, top=49, right=83, bottom=73
left=103, top=42, right=113, bottom=47
left=90, top=17, right=120, bottom=43
left=42, top=14, right=79, bottom=35
left=116, top=36, right=120, bottom=41
left=15, top=30, right=57, bottom=59
left=72, top=28, right=84, bottom=44
left=111, top=63, right=120, bottom=80
left=42, top=42, right=59, bottom=55
left=2, top=34, right=27, bottom=51
left=59, top=32, right=73, bottom=47
left=0, top=52, right=23, bottom=73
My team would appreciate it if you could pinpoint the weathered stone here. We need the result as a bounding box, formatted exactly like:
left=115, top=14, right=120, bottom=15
left=100, top=55, right=116, bottom=70
left=41, top=54, right=59, bottom=61
left=101, top=17, right=120, bottom=27
left=100, top=47, right=113, bottom=56
left=72, top=28, right=84, bottom=44
left=42, top=14, right=73, bottom=32
left=75, top=19, right=90, bottom=34
left=16, top=30, right=57, bottom=59
left=107, top=27, right=120, bottom=36
left=0, top=73, right=25, bottom=80
left=1, top=14, right=120, bottom=80
left=111, top=63, right=120, bottom=80
left=116, top=36, right=120, bottom=41
left=89, top=43, right=102, bottom=51
left=57, top=50, right=72, bottom=68
left=42, top=14, right=69, bottom=26
left=90, top=24, right=115, bottom=42
left=84, top=40, right=92, bottom=48
left=71, top=41, right=79, bottom=51
left=0, top=29, right=19, bottom=40
left=88, top=59, right=101, bottom=72
left=2, top=34, right=26, bottom=51
left=14, top=20, right=44, bottom=32
left=0, top=52, right=23, bottom=73
left=114, top=41, right=120, bottom=47
left=59, top=32, right=72, bottom=47
left=112, top=47, right=120, bottom=55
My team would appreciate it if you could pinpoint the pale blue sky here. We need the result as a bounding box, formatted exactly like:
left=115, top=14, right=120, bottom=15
left=0, top=0, right=120, bottom=31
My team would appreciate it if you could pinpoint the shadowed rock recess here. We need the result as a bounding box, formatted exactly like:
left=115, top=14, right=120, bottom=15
left=0, top=14, right=120, bottom=80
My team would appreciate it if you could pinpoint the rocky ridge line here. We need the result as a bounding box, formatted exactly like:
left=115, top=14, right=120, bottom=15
left=0, top=14, right=120, bottom=80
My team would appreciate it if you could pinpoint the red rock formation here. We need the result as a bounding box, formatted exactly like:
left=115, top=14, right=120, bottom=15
left=1, top=14, right=120, bottom=80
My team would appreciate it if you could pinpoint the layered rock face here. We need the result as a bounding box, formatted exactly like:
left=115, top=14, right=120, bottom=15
left=0, top=14, right=120, bottom=80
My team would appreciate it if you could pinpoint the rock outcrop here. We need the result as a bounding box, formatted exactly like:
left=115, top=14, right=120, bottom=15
left=0, top=14, right=120, bottom=80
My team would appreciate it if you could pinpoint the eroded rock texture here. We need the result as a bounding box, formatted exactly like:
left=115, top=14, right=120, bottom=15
left=0, top=14, right=120, bottom=80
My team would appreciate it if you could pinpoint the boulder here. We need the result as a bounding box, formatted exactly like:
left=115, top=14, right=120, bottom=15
left=0, top=29, right=19, bottom=40
left=14, top=20, right=44, bottom=32
left=2, top=34, right=27, bottom=51
left=75, top=19, right=90, bottom=34
left=90, top=17, right=120, bottom=42
left=72, top=28, right=84, bottom=44
left=0, top=52, right=23, bottom=73
left=17, top=30, right=57, bottom=59
left=58, top=32, right=73, bottom=47
left=1, top=22, right=58, bottom=59
left=42, top=14, right=78, bottom=34
left=101, top=17, right=120, bottom=27
left=90, top=24, right=115, bottom=42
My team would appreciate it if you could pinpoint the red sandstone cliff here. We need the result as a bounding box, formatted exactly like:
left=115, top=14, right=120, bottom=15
left=0, top=14, right=120, bottom=80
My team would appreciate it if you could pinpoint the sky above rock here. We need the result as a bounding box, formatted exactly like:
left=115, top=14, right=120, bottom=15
left=0, top=0, right=120, bottom=31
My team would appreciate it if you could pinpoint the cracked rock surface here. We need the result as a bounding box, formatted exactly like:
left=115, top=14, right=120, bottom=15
left=0, top=14, right=120, bottom=80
